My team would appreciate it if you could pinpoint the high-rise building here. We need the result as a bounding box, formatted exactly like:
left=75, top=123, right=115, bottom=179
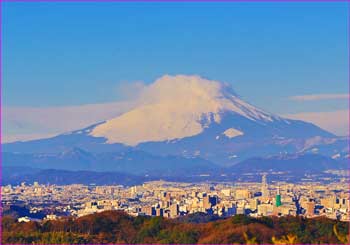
left=261, top=174, right=269, bottom=197
left=130, top=186, right=137, bottom=195
left=305, top=201, right=315, bottom=217
left=203, top=195, right=218, bottom=209
left=276, top=185, right=282, bottom=207
left=170, top=203, right=179, bottom=218
left=249, top=198, right=259, bottom=210
left=156, top=207, right=164, bottom=217
left=235, top=189, right=251, bottom=199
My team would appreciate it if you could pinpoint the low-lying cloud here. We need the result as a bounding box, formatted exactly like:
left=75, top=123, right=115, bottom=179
left=289, top=93, right=349, bottom=101
left=3, top=101, right=136, bottom=143
left=284, top=109, right=349, bottom=136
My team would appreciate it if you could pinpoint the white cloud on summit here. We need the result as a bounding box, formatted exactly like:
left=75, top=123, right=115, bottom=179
left=4, top=75, right=349, bottom=142
left=114, top=80, right=147, bottom=101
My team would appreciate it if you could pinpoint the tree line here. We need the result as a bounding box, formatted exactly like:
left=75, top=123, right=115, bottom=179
left=2, top=211, right=349, bottom=244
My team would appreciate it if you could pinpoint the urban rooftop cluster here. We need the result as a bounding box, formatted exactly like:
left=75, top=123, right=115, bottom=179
left=2, top=175, right=349, bottom=223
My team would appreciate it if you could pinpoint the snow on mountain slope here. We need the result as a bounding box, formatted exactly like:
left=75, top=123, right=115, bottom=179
left=223, top=128, right=244, bottom=138
left=3, top=74, right=346, bottom=173
left=91, top=75, right=282, bottom=145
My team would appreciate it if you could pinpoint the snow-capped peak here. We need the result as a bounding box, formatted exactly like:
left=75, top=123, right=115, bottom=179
left=90, top=75, right=279, bottom=145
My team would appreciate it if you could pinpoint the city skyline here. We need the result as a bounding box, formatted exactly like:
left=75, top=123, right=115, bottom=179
left=2, top=174, right=349, bottom=243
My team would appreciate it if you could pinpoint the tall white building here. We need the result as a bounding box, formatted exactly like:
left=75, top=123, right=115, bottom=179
left=261, top=174, right=269, bottom=197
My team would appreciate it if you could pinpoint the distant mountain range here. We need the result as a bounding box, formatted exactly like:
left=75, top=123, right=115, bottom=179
left=2, top=148, right=217, bottom=175
left=232, top=153, right=348, bottom=174
left=2, top=166, right=147, bottom=186
left=3, top=75, right=348, bottom=180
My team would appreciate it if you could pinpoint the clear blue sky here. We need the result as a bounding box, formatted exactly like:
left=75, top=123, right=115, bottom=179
left=3, top=1, right=349, bottom=114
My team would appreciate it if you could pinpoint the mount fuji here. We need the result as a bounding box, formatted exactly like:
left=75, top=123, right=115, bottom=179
left=3, top=75, right=348, bottom=175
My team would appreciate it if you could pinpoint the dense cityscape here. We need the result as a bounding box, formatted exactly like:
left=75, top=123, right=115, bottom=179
left=3, top=1, right=349, bottom=244
left=2, top=174, right=349, bottom=223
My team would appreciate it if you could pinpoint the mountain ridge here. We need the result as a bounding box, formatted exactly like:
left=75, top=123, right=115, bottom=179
left=3, top=75, right=347, bottom=174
